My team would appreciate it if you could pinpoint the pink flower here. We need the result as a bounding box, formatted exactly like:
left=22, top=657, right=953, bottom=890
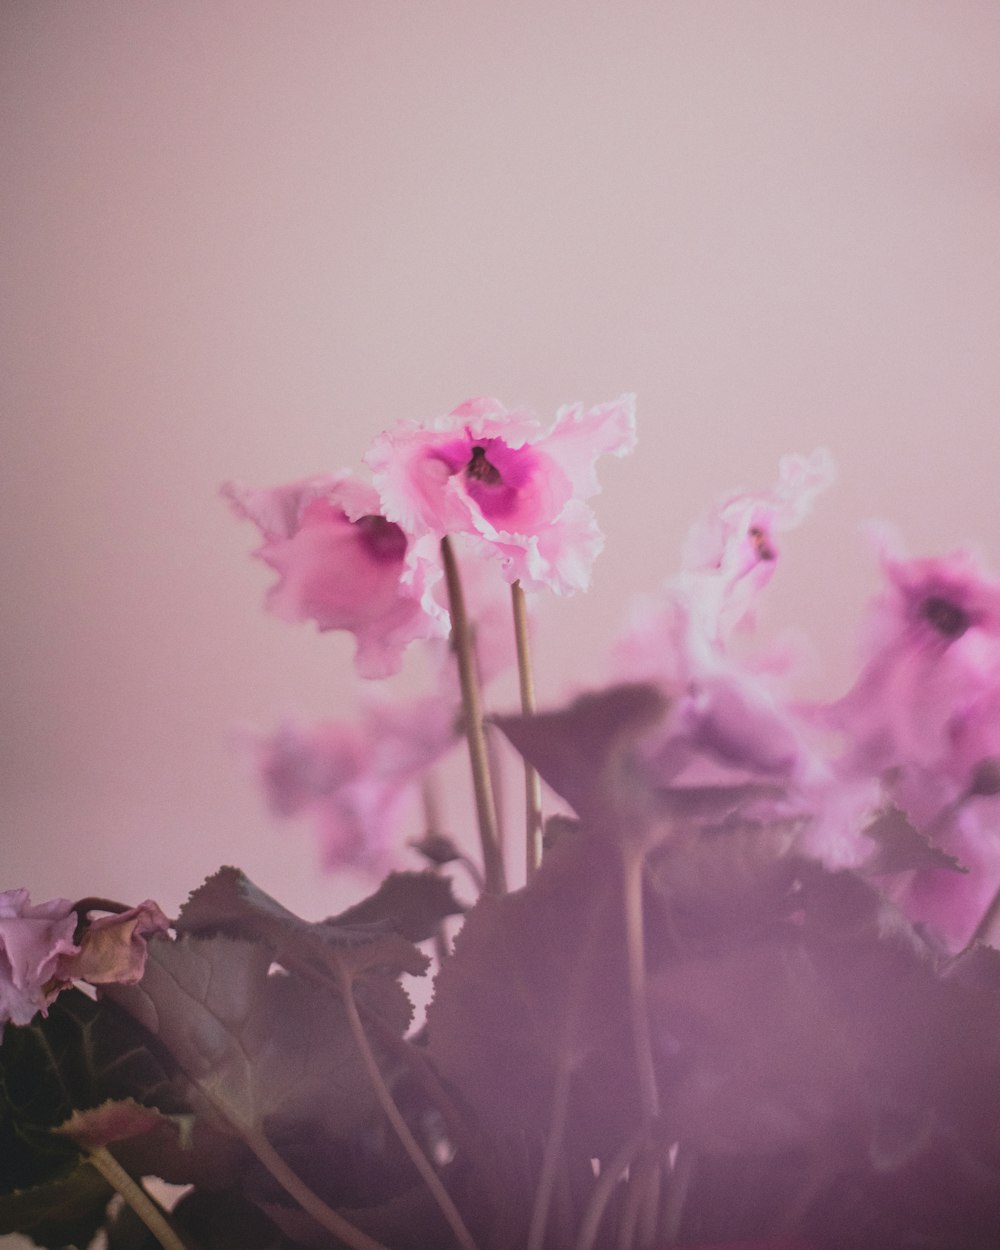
left=615, top=449, right=833, bottom=682
left=0, top=889, right=79, bottom=1034
left=832, top=535, right=1000, bottom=783
left=365, top=394, right=636, bottom=595
left=827, top=534, right=1000, bottom=944
left=253, top=691, right=461, bottom=873
left=608, top=452, right=858, bottom=862
left=223, top=473, right=446, bottom=679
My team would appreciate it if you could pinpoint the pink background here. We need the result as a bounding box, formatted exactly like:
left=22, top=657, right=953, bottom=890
left=3, top=2, right=1000, bottom=924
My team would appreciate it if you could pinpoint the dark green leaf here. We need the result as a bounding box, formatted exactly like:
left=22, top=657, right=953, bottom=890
left=0, top=1162, right=111, bottom=1248
left=326, top=871, right=465, bottom=943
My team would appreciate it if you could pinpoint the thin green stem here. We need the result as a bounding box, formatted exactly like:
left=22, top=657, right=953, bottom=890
left=336, top=963, right=480, bottom=1250
left=512, top=580, right=544, bottom=879
left=441, top=535, right=506, bottom=894
left=573, top=1131, right=645, bottom=1250
left=526, top=1042, right=574, bottom=1250
left=657, top=1145, right=694, bottom=1247
left=86, top=1146, right=190, bottom=1250
left=615, top=1154, right=654, bottom=1250
left=623, top=845, right=660, bottom=1131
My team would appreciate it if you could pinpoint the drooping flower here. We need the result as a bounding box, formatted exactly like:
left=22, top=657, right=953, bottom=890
left=223, top=473, right=447, bottom=678
left=252, top=690, right=461, bottom=873
left=1, top=892, right=174, bottom=1037
left=0, top=889, right=79, bottom=1035
left=56, top=900, right=170, bottom=988
left=365, top=394, right=636, bottom=595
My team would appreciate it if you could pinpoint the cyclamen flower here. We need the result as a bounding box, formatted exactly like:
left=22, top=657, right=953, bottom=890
left=832, top=534, right=1000, bottom=786
left=365, top=394, right=636, bottom=595
left=58, top=900, right=170, bottom=988
left=254, top=691, right=461, bottom=873
left=223, top=473, right=447, bottom=679
left=828, top=534, right=1000, bottom=945
left=0, top=890, right=78, bottom=1035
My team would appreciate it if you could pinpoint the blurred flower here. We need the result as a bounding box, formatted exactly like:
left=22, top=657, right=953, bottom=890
left=365, top=393, right=636, bottom=595
left=223, top=473, right=447, bottom=678
left=0, top=889, right=78, bottom=1035
left=253, top=691, right=461, bottom=873
left=832, top=534, right=1000, bottom=783
left=827, top=533, right=1000, bottom=945
left=608, top=452, right=864, bottom=865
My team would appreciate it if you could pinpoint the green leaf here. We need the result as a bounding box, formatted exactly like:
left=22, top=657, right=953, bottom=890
left=0, top=988, right=179, bottom=1194
left=862, top=805, right=969, bottom=875
left=104, top=934, right=410, bottom=1143
left=177, top=866, right=429, bottom=981
left=493, top=683, right=669, bottom=825
left=0, top=1161, right=112, bottom=1248
left=53, top=1098, right=182, bottom=1151
left=426, top=830, right=635, bottom=1151
left=326, top=871, right=465, bottom=943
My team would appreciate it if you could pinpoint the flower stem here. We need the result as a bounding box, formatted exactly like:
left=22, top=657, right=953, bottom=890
left=336, top=962, right=480, bottom=1250
left=657, top=1145, right=694, bottom=1246
left=441, top=535, right=506, bottom=894
left=526, top=1040, right=573, bottom=1250
left=573, top=1130, right=645, bottom=1250
left=511, top=580, right=544, bottom=879
left=239, top=1122, right=390, bottom=1250
left=86, top=1146, right=190, bottom=1250
left=622, top=844, right=660, bottom=1132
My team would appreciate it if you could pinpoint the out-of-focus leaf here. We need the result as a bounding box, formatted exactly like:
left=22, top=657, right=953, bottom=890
left=326, top=871, right=465, bottom=943
left=263, top=1182, right=449, bottom=1250
left=493, top=683, right=669, bottom=825
left=426, top=830, right=634, bottom=1151
left=0, top=1163, right=112, bottom=1248
left=52, top=1098, right=182, bottom=1150
left=862, top=806, right=968, bottom=876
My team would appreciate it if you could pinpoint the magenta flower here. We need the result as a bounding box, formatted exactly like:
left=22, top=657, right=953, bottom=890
left=365, top=393, right=636, bottom=594
left=223, top=473, right=447, bottom=678
left=827, top=534, right=1000, bottom=944
left=833, top=535, right=1000, bottom=783
left=253, top=691, right=461, bottom=873
left=0, top=889, right=79, bottom=1035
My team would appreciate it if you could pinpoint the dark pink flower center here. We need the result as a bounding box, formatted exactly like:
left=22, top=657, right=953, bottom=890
left=354, top=514, right=407, bottom=564
left=748, top=525, right=775, bottom=561
left=921, top=594, right=970, bottom=639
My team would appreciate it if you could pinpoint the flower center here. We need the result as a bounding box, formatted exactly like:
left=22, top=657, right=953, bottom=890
left=748, top=525, right=775, bottom=561
left=355, top=514, right=407, bottom=563
left=922, top=594, right=970, bottom=639
left=466, top=445, right=503, bottom=486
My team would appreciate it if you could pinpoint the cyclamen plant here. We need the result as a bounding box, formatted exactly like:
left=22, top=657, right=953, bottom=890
left=5, top=395, right=1000, bottom=1250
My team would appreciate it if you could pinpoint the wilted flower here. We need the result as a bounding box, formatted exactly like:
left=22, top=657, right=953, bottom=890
left=0, top=889, right=78, bottom=1035
left=365, top=393, right=636, bottom=595
left=223, top=473, right=447, bottom=678
left=57, top=900, right=170, bottom=988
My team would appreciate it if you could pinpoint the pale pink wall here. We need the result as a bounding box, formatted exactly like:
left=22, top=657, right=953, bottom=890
left=3, top=2, right=1000, bottom=919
